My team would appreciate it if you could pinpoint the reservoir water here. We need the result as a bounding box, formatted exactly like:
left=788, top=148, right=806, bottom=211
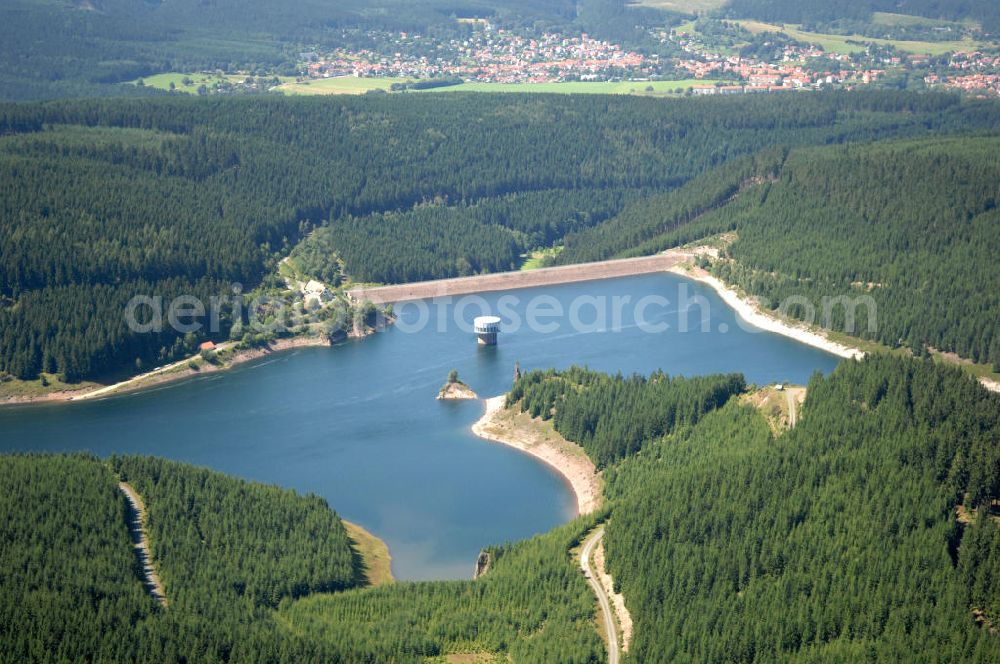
left=0, top=273, right=840, bottom=580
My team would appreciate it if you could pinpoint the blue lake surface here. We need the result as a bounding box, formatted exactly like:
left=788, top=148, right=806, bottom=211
left=0, top=273, right=840, bottom=580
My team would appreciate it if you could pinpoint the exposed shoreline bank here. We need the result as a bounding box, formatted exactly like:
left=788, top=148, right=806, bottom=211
left=2, top=335, right=334, bottom=406
left=10, top=252, right=996, bottom=406
left=342, top=520, right=394, bottom=587
left=471, top=396, right=601, bottom=517
left=668, top=264, right=866, bottom=361
left=670, top=263, right=1000, bottom=394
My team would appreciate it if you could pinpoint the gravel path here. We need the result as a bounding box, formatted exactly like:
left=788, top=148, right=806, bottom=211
left=119, top=482, right=167, bottom=606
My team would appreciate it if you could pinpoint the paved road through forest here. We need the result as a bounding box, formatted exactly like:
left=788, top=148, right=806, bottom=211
left=580, top=526, right=619, bottom=664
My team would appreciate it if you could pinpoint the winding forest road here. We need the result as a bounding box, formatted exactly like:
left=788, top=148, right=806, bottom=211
left=581, top=526, right=619, bottom=664
left=119, top=482, right=167, bottom=606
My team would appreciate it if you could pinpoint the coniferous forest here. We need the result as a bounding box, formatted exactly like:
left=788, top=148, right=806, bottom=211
left=505, top=357, right=1000, bottom=661
left=556, top=134, right=1000, bottom=367
left=1, top=15, right=1000, bottom=659
left=3, top=92, right=1000, bottom=383
left=0, top=455, right=362, bottom=662
left=0, top=0, right=584, bottom=101
left=7, top=357, right=997, bottom=661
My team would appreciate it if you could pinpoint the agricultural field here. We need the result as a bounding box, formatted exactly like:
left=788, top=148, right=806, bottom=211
left=135, top=71, right=294, bottom=93
left=631, top=0, right=728, bottom=13
left=275, top=76, right=407, bottom=95
left=424, top=79, right=722, bottom=95
left=737, top=19, right=985, bottom=55
left=275, top=77, right=725, bottom=97
left=871, top=12, right=979, bottom=30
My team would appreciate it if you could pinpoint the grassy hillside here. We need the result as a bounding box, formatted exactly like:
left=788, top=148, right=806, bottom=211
left=735, top=18, right=987, bottom=54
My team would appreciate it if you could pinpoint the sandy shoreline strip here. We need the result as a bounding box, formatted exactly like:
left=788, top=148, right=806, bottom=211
left=671, top=263, right=1000, bottom=393
left=72, top=336, right=332, bottom=402
left=0, top=336, right=333, bottom=406
left=669, top=265, right=865, bottom=361
left=472, top=395, right=601, bottom=517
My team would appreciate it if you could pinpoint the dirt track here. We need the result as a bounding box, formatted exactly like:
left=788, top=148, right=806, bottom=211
left=347, top=253, right=687, bottom=304
left=119, top=482, right=168, bottom=606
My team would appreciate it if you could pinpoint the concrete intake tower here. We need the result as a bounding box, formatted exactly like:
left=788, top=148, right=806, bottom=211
left=474, top=316, right=501, bottom=346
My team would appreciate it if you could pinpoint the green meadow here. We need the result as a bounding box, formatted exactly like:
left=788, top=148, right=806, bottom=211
left=632, top=0, right=727, bottom=13
left=275, top=76, right=721, bottom=97
left=737, top=19, right=985, bottom=55
left=275, top=76, right=407, bottom=95
left=135, top=72, right=294, bottom=93
left=425, top=79, right=721, bottom=95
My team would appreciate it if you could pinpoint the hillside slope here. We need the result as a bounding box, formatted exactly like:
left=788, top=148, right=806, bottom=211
left=3, top=91, right=988, bottom=389
left=506, top=357, right=1000, bottom=661
left=0, top=454, right=365, bottom=661
left=605, top=356, right=1000, bottom=660
left=560, top=132, right=1000, bottom=368
left=0, top=0, right=575, bottom=100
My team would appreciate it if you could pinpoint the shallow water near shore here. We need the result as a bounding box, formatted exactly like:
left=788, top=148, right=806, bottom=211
left=0, top=273, right=839, bottom=580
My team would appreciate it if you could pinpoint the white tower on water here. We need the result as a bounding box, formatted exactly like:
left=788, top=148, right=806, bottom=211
left=474, top=316, right=501, bottom=346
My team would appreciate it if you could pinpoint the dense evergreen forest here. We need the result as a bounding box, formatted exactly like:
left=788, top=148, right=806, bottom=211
left=556, top=132, right=1000, bottom=367
left=507, top=366, right=745, bottom=466
left=0, top=454, right=363, bottom=662
left=292, top=188, right=647, bottom=283
left=0, top=454, right=153, bottom=662
left=0, top=0, right=542, bottom=99
left=281, top=516, right=608, bottom=662
left=501, top=357, right=1000, bottom=660
left=4, top=357, right=1000, bottom=660
left=3, top=91, right=998, bottom=385
left=0, top=0, right=661, bottom=101
left=713, top=136, right=1000, bottom=367
left=0, top=451, right=609, bottom=662
left=603, top=356, right=1000, bottom=661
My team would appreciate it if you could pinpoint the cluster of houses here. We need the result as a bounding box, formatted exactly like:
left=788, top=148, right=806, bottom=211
left=679, top=56, right=885, bottom=94
left=924, top=52, right=1000, bottom=95
left=303, top=28, right=653, bottom=83
left=296, top=21, right=997, bottom=95
left=666, top=22, right=1000, bottom=96
left=926, top=73, right=1000, bottom=94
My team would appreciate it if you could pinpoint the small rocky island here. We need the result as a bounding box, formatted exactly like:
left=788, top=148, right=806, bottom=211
left=437, top=370, right=478, bottom=400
